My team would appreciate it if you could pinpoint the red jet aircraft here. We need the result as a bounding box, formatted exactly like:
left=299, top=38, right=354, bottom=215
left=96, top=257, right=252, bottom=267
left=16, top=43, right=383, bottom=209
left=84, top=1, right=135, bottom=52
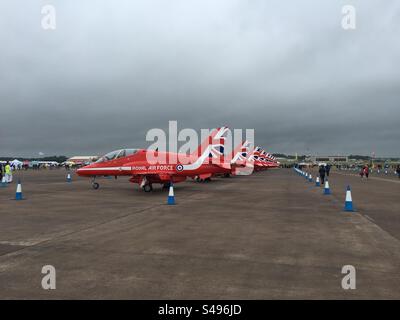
left=194, top=140, right=252, bottom=181
left=77, top=127, right=230, bottom=192
left=246, top=147, right=279, bottom=171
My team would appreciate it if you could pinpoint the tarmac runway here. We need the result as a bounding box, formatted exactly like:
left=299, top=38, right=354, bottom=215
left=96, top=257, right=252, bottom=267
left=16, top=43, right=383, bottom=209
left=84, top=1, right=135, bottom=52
left=0, top=168, right=399, bottom=299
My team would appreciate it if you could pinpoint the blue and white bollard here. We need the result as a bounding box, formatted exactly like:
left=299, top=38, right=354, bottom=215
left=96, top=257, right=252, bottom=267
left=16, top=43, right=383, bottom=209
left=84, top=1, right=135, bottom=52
left=324, top=180, right=331, bottom=195
left=167, top=182, right=175, bottom=205
left=15, top=180, right=23, bottom=200
left=344, top=185, right=354, bottom=212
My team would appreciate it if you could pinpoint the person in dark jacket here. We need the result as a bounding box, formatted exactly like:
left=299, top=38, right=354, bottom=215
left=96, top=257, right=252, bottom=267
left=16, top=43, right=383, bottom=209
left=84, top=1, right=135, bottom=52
left=319, top=165, right=326, bottom=184
left=325, top=164, right=331, bottom=177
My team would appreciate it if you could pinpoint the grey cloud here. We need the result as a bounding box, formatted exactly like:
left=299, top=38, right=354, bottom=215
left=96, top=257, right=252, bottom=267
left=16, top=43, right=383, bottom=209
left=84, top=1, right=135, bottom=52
left=0, top=0, right=399, bottom=157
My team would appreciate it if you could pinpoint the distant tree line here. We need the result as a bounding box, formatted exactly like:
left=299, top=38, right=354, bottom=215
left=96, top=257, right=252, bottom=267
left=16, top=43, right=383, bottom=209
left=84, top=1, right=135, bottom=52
left=272, top=154, right=306, bottom=160
left=348, top=155, right=371, bottom=160
left=271, top=154, right=399, bottom=162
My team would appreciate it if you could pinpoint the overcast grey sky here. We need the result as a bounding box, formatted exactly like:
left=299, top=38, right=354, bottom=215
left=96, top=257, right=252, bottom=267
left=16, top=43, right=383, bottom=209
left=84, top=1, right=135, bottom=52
left=0, top=0, right=399, bottom=157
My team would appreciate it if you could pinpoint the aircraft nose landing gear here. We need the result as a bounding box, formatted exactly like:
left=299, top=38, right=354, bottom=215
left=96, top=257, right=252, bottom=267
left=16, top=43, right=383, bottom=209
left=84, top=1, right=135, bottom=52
left=91, top=177, right=99, bottom=190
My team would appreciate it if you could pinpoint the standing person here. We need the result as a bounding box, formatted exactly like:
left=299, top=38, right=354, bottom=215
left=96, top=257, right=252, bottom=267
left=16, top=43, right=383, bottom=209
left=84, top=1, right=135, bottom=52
left=0, top=163, right=3, bottom=181
left=319, top=165, right=326, bottom=184
left=325, top=164, right=331, bottom=177
left=360, top=166, right=365, bottom=178
left=397, top=165, right=400, bottom=179
left=5, top=161, right=12, bottom=183
left=364, top=165, right=370, bottom=179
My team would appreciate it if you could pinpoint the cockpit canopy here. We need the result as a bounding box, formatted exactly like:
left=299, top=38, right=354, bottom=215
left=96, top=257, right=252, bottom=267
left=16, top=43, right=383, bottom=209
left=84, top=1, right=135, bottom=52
left=96, top=149, right=138, bottom=163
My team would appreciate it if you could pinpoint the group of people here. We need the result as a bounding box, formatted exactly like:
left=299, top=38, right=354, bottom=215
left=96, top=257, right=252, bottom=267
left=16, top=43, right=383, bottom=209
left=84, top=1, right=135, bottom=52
left=318, top=164, right=331, bottom=184
left=300, top=162, right=400, bottom=182
left=0, top=162, right=13, bottom=183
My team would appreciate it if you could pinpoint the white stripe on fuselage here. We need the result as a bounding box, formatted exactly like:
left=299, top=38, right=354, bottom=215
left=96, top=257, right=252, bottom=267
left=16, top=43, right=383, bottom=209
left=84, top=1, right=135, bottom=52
left=79, top=145, right=220, bottom=173
left=78, top=166, right=132, bottom=171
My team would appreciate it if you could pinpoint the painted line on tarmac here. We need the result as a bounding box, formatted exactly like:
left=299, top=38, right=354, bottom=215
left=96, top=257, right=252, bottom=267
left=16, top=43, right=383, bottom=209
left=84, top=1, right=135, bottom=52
left=364, top=215, right=375, bottom=222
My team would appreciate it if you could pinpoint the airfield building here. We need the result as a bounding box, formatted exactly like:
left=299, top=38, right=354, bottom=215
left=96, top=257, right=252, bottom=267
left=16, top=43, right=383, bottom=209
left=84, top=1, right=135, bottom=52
left=306, top=155, right=348, bottom=164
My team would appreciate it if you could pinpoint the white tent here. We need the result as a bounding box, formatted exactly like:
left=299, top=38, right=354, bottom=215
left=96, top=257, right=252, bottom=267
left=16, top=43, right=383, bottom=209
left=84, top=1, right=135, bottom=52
left=11, top=159, right=23, bottom=168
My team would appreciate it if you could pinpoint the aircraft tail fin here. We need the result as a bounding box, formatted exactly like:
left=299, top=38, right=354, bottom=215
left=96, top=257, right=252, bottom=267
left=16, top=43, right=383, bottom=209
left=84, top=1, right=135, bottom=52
left=190, top=126, right=229, bottom=158
left=230, top=140, right=251, bottom=165
left=184, top=126, right=230, bottom=170
left=208, top=126, right=230, bottom=169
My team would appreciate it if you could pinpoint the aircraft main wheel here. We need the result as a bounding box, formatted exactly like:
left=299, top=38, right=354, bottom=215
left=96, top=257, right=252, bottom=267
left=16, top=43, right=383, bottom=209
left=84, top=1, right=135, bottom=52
left=92, top=182, right=100, bottom=190
left=143, top=184, right=153, bottom=192
left=224, top=173, right=231, bottom=178
left=204, top=178, right=211, bottom=182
